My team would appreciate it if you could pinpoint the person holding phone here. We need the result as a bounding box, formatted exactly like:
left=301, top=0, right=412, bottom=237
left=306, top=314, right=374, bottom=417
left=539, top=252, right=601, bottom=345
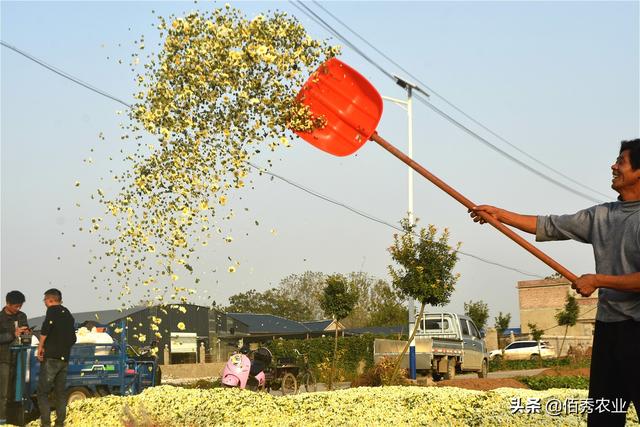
left=0, top=290, right=29, bottom=425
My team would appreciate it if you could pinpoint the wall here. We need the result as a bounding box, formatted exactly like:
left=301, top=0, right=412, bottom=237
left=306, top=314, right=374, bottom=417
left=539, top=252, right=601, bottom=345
left=160, top=362, right=226, bottom=379
left=518, top=278, right=597, bottom=355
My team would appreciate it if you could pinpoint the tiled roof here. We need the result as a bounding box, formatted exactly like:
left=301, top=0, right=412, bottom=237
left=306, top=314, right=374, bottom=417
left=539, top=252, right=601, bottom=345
left=227, top=313, right=310, bottom=334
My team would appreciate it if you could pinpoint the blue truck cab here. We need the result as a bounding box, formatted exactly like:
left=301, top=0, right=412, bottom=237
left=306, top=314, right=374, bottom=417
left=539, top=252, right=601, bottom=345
left=8, top=321, right=159, bottom=425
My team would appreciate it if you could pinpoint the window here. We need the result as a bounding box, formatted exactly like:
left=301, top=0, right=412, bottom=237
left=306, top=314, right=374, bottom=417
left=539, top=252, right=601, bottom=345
left=423, top=319, right=450, bottom=330
left=509, top=342, right=536, bottom=349
left=468, top=321, right=481, bottom=338
left=459, top=318, right=470, bottom=336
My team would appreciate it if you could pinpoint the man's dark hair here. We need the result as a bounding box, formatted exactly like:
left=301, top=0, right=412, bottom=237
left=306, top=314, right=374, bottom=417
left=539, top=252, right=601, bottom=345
left=6, top=290, right=26, bottom=305
left=620, top=139, right=640, bottom=170
left=44, top=288, right=62, bottom=302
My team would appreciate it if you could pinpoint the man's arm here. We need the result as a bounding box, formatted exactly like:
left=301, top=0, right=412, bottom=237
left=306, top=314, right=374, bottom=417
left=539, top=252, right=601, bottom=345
left=469, top=205, right=537, bottom=234
left=37, top=335, right=46, bottom=361
left=574, top=272, right=640, bottom=297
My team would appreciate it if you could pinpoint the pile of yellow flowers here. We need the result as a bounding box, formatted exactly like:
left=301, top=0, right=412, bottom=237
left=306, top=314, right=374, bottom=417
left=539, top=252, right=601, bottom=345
left=89, top=5, right=337, bottom=323
left=33, top=386, right=639, bottom=426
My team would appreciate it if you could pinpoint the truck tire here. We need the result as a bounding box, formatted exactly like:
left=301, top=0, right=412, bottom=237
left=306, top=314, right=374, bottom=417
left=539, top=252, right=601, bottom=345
left=443, top=357, right=456, bottom=380
left=477, top=359, right=488, bottom=378
left=67, top=387, right=92, bottom=404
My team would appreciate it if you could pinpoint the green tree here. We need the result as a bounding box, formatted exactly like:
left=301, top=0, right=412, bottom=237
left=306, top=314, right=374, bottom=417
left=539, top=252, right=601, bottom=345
left=368, top=280, right=408, bottom=327
left=320, top=274, right=358, bottom=390
left=225, top=288, right=312, bottom=321
left=277, top=271, right=327, bottom=320
left=388, top=218, right=460, bottom=380
left=494, top=312, right=511, bottom=347
left=277, top=270, right=406, bottom=327
left=527, top=322, right=545, bottom=366
left=464, top=300, right=489, bottom=331
left=555, top=293, right=579, bottom=359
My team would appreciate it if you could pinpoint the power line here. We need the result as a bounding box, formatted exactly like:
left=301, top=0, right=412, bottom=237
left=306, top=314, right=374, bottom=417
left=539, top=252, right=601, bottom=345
left=293, top=1, right=608, bottom=203
left=0, top=40, right=133, bottom=108
left=311, top=0, right=610, bottom=201
left=248, top=162, right=543, bottom=278
left=2, top=39, right=544, bottom=278
left=411, top=91, right=603, bottom=203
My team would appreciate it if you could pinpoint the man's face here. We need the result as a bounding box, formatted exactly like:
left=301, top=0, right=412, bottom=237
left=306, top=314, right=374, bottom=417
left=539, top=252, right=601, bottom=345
left=4, top=303, right=23, bottom=315
left=611, top=149, right=640, bottom=195
left=43, top=296, right=58, bottom=308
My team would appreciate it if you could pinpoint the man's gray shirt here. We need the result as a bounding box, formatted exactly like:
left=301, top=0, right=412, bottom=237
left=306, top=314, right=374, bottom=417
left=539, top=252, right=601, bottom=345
left=536, top=200, right=640, bottom=322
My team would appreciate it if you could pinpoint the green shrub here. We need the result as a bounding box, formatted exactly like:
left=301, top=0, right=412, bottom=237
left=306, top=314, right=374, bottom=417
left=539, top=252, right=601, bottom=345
left=518, top=375, right=589, bottom=390
left=265, top=334, right=381, bottom=381
left=489, top=357, right=591, bottom=372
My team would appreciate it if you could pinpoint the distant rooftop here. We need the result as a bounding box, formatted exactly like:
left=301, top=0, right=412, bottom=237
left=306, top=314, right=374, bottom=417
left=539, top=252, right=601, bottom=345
left=227, top=313, right=310, bottom=335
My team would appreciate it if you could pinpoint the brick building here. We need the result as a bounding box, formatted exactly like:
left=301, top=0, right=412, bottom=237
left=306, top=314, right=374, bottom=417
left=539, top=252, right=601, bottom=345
left=518, top=278, right=597, bottom=355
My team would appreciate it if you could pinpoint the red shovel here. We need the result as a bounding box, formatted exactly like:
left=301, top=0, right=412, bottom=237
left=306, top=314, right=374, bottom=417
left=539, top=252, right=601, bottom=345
left=293, top=58, right=577, bottom=284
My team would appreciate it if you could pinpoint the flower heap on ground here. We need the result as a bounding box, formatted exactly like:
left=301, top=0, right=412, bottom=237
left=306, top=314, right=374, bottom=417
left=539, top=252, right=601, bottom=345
left=34, top=385, right=639, bottom=426
left=87, top=5, right=337, bottom=339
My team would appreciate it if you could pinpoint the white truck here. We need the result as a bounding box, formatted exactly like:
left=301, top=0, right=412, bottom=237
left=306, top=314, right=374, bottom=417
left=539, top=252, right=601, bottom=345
left=374, top=312, right=489, bottom=380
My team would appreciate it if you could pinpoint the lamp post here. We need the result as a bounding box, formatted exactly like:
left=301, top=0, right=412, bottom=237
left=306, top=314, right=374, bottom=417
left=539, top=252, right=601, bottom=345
left=382, top=76, right=429, bottom=381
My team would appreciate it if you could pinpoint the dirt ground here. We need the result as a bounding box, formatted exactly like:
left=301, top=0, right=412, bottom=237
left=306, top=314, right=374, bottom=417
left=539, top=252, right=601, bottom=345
left=430, top=367, right=590, bottom=391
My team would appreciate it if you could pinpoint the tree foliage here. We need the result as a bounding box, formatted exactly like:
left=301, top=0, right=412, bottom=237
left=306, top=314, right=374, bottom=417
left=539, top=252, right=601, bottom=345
left=494, top=312, right=511, bottom=336
left=555, top=293, right=579, bottom=327
left=225, top=288, right=312, bottom=321
left=555, top=293, right=580, bottom=359
left=388, top=219, right=460, bottom=306
left=320, top=274, right=358, bottom=390
left=527, top=322, right=544, bottom=342
left=278, top=271, right=327, bottom=320
left=320, top=274, right=358, bottom=321
left=387, top=218, right=460, bottom=379
left=464, top=300, right=489, bottom=331
left=367, top=280, right=408, bottom=327
left=224, top=271, right=406, bottom=327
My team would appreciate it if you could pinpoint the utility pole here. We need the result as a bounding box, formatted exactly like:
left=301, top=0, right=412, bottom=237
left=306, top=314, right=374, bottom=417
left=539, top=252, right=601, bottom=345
left=382, top=76, right=429, bottom=381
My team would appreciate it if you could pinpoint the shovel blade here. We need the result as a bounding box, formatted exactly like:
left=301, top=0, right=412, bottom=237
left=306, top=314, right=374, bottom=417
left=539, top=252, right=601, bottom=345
left=293, top=58, right=383, bottom=157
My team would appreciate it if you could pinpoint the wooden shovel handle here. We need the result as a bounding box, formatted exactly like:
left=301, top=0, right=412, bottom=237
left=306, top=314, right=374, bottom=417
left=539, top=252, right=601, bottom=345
left=370, top=132, right=578, bottom=284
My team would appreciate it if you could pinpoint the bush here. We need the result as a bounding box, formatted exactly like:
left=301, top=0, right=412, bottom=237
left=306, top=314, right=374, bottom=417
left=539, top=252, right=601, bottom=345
left=489, top=357, right=591, bottom=372
left=517, top=375, right=590, bottom=390
left=352, top=357, right=409, bottom=387
left=265, top=334, right=380, bottom=381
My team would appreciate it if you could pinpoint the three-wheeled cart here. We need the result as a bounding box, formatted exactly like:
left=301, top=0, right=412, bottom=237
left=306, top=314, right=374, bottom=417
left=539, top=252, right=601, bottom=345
left=7, top=321, right=159, bottom=426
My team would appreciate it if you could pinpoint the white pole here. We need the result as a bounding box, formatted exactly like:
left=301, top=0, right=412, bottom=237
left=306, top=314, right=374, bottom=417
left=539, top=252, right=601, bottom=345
left=406, top=86, right=417, bottom=380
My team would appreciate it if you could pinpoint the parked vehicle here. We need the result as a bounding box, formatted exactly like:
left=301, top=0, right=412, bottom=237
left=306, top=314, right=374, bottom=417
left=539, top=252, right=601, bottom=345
left=489, top=340, right=556, bottom=361
left=8, top=321, right=159, bottom=426
left=374, top=312, right=489, bottom=380
left=221, top=346, right=272, bottom=391
left=264, top=349, right=317, bottom=395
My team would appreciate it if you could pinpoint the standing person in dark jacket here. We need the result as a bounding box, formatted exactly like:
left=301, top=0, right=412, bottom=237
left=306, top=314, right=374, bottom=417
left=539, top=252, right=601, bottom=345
left=470, top=138, right=640, bottom=426
left=0, top=291, right=29, bottom=425
left=37, top=289, right=76, bottom=427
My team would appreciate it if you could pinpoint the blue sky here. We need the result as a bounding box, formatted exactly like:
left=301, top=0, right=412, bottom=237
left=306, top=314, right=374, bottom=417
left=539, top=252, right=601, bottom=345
left=2, top=1, right=638, bottom=327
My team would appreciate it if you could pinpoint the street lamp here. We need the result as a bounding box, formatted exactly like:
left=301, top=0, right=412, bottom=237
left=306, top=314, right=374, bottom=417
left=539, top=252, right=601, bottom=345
left=382, top=76, right=429, bottom=381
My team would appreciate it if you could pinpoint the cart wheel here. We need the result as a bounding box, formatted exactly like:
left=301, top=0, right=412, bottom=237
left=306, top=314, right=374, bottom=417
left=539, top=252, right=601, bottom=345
left=67, top=387, right=92, bottom=404
left=300, top=372, right=317, bottom=393
left=281, top=373, right=297, bottom=395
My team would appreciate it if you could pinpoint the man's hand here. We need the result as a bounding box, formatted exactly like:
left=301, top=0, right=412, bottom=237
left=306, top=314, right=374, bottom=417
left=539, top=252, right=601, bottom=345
left=14, top=326, right=29, bottom=337
left=37, top=346, right=44, bottom=362
left=573, top=274, right=599, bottom=297
left=468, top=205, right=501, bottom=224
